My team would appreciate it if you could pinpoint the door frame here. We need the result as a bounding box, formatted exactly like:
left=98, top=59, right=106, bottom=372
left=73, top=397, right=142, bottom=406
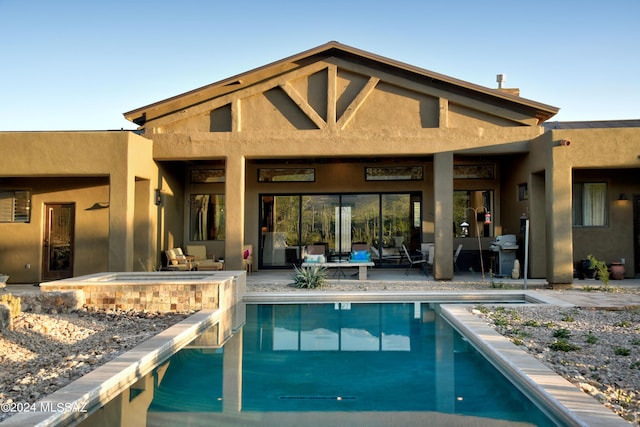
left=42, top=203, right=75, bottom=281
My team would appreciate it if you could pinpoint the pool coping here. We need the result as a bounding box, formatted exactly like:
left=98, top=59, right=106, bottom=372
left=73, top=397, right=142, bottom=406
left=440, top=305, right=628, bottom=427
left=2, top=309, right=224, bottom=427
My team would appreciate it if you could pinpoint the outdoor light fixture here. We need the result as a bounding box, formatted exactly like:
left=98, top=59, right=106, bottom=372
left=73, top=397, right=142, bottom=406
left=460, top=221, right=470, bottom=237
left=618, top=193, right=629, bottom=201
left=86, top=202, right=109, bottom=211
left=155, top=189, right=165, bottom=206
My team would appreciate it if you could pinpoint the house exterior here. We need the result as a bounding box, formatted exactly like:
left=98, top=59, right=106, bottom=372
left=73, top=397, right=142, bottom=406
left=1, top=42, right=639, bottom=285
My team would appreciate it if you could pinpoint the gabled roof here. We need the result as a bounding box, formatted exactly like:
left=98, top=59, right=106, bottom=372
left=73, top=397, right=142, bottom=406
left=124, top=41, right=559, bottom=126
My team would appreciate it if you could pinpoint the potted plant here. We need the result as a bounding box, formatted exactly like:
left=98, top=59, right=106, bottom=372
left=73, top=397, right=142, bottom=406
left=587, top=254, right=609, bottom=288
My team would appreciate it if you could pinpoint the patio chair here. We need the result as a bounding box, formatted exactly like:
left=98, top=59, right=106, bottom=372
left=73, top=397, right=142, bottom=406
left=453, top=244, right=463, bottom=272
left=186, top=245, right=224, bottom=271
left=402, top=244, right=427, bottom=275
left=371, top=245, right=402, bottom=264
left=165, top=248, right=194, bottom=271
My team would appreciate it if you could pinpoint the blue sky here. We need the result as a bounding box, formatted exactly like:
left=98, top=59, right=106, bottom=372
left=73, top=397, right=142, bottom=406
left=1, top=0, right=638, bottom=131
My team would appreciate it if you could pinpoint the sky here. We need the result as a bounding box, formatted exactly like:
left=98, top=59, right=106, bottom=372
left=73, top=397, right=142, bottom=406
left=1, top=0, right=639, bottom=131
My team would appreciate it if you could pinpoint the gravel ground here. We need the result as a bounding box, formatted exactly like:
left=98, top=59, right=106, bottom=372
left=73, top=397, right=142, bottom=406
left=471, top=303, right=640, bottom=425
left=1, top=282, right=639, bottom=425
left=0, top=308, right=189, bottom=423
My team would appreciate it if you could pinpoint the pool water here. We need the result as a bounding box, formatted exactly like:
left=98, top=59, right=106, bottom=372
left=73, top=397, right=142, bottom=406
left=147, top=303, right=556, bottom=426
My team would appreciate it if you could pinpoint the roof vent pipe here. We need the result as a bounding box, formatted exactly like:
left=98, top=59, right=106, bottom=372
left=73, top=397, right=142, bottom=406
left=496, top=74, right=506, bottom=89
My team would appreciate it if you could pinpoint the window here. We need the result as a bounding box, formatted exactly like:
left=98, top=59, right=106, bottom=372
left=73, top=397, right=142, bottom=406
left=365, top=166, right=423, bottom=181
left=258, top=168, right=315, bottom=182
left=453, top=190, right=494, bottom=238
left=573, top=183, right=607, bottom=226
left=0, top=190, right=31, bottom=223
left=189, top=194, right=225, bottom=240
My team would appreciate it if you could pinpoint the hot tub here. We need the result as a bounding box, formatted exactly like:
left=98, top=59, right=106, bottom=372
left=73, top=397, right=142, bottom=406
left=40, top=271, right=246, bottom=312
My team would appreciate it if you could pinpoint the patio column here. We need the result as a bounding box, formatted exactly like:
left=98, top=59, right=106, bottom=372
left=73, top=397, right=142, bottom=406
left=546, top=158, right=573, bottom=284
left=225, top=152, right=246, bottom=271
left=109, top=171, right=135, bottom=271
left=433, top=152, right=454, bottom=280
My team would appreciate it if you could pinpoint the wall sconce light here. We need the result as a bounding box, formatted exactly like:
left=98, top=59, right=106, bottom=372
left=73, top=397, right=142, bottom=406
left=618, top=193, right=629, bottom=201
left=86, top=202, right=109, bottom=211
left=155, top=189, right=165, bottom=206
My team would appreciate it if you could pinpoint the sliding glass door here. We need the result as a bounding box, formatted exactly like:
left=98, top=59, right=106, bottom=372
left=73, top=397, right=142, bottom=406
left=260, top=193, right=420, bottom=268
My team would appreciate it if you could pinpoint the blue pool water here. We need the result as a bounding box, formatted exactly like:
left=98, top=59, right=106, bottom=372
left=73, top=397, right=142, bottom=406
left=147, top=303, right=557, bottom=426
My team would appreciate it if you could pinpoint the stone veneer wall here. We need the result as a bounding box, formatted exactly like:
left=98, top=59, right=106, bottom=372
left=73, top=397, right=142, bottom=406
left=84, top=283, right=220, bottom=311
left=43, top=282, right=225, bottom=312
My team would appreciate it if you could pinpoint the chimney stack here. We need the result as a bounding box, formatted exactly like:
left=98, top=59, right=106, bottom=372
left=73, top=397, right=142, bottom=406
left=496, top=74, right=520, bottom=96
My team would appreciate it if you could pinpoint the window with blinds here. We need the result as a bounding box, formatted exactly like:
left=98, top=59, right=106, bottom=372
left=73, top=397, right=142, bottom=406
left=0, top=190, right=31, bottom=223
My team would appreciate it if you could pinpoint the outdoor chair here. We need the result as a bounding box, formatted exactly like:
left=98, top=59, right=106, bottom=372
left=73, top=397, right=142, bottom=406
left=453, top=244, right=463, bottom=272
left=402, top=244, right=427, bottom=275
left=165, top=248, right=195, bottom=271
left=186, top=245, right=223, bottom=271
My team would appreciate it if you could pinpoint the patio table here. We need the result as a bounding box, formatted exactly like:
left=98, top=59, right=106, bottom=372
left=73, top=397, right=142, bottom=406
left=301, top=261, right=375, bottom=280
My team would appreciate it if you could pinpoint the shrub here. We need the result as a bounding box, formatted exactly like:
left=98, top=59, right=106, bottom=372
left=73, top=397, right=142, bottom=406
left=550, top=339, right=580, bottom=352
left=553, top=328, right=572, bottom=339
left=291, top=265, right=327, bottom=289
left=587, top=254, right=610, bottom=288
left=584, top=331, right=599, bottom=344
left=614, top=347, right=631, bottom=356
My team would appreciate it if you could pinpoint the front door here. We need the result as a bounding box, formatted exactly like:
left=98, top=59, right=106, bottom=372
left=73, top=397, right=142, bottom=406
left=42, top=203, right=75, bottom=281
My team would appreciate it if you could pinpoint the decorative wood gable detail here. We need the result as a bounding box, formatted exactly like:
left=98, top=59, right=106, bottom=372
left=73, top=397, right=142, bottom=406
left=146, top=58, right=536, bottom=134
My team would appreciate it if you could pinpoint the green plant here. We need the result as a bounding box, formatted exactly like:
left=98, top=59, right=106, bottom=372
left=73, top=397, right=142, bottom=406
left=584, top=331, right=599, bottom=344
left=560, top=312, right=575, bottom=322
left=522, top=319, right=541, bottom=327
left=553, top=328, right=572, bottom=339
left=614, top=347, right=631, bottom=356
left=550, top=339, right=580, bottom=352
left=493, top=316, right=509, bottom=327
left=630, top=361, right=640, bottom=370
left=474, top=304, right=489, bottom=314
left=587, top=254, right=610, bottom=287
left=291, top=265, right=327, bottom=289
left=631, top=339, right=640, bottom=346
left=614, top=320, right=632, bottom=328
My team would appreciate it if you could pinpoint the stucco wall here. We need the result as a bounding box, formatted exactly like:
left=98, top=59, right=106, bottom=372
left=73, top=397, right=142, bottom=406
left=0, top=131, right=158, bottom=282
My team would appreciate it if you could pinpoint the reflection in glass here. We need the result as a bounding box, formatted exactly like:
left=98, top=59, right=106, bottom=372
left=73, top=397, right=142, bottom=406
left=189, top=194, right=225, bottom=240
left=260, top=193, right=420, bottom=267
left=261, top=196, right=300, bottom=267
left=453, top=190, right=494, bottom=238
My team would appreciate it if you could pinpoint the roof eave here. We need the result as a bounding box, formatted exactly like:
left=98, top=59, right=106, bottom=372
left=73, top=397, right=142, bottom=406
left=124, top=41, right=559, bottom=126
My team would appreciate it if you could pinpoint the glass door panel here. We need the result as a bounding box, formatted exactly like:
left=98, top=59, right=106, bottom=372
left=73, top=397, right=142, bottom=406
left=301, top=195, right=339, bottom=259
left=260, top=195, right=300, bottom=267
left=381, top=194, right=411, bottom=262
left=342, top=194, right=379, bottom=252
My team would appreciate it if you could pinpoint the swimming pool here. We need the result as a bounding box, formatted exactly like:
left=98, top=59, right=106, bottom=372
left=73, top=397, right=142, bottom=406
left=5, top=293, right=624, bottom=426
left=146, top=303, right=556, bottom=426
